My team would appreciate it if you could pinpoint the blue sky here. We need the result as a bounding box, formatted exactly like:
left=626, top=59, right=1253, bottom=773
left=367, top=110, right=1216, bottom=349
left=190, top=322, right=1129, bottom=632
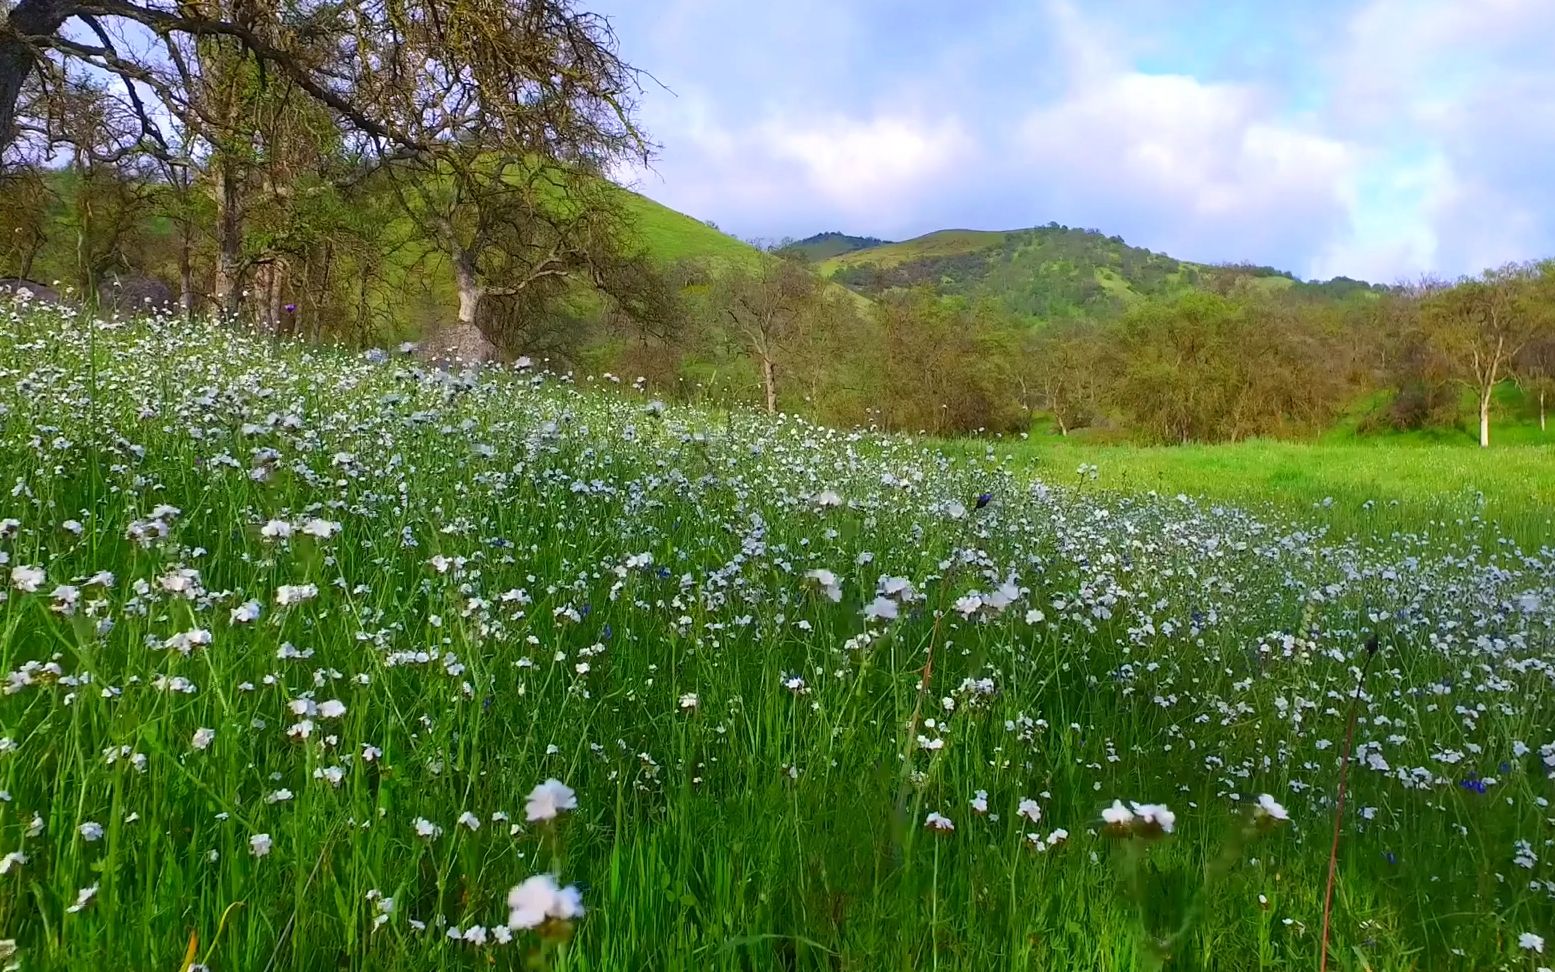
left=594, top=0, right=1555, bottom=282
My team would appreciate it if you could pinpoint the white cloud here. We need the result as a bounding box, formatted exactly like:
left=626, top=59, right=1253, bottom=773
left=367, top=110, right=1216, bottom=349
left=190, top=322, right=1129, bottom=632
left=618, top=99, right=971, bottom=240
left=1308, top=152, right=1449, bottom=283
left=1013, top=23, right=1358, bottom=274
left=606, top=0, right=1555, bottom=279
left=1318, top=0, right=1555, bottom=277
left=756, top=115, right=971, bottom=216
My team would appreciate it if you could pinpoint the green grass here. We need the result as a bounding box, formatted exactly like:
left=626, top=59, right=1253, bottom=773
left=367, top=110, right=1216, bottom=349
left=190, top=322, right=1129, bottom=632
left=1, top=306, right=1553, bottom=970
left=957, top=435, right=1555, bottom=549
left=613, top=190, right=762, bottom=268
left=778, top=233, right=890, bottom=263
left=1323, top=382, right=1551, bottom=448
left=1093, top=266, right=1142, bottom=302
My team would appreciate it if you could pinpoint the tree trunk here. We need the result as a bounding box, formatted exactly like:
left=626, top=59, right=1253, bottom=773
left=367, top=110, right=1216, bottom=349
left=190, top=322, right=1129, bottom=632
left=315, top=241, right=335, bottom=341
left=1479, top=388, right=1492, bottom=448
left=72, top=155, right=93, bottom=301
left=212, top=159, right=243, bottom=318
left=251, top=262, right=272, bottom=332
left=267, top=260, right=284, bottom=335
left=0, top=41, right=32, bottom=157
left=760, top=355, right=777, bottom=414
left=426, top=254, right=498, bottom=365
left=0, top=0, right=72, bottom=155
left=454, top=257, right=483, bottom=328
left=178, top=221, right=195, bottom=320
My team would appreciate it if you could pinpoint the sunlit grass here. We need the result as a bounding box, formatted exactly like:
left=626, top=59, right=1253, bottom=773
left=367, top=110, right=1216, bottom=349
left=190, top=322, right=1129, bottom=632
left=959, top=436, right=1555, bottom=551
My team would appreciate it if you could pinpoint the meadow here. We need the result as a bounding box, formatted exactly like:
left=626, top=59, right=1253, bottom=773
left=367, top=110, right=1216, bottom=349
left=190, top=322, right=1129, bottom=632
left=0, top=303, right=1553, bottom=970
left=947, top=435, right=1555, bottom=553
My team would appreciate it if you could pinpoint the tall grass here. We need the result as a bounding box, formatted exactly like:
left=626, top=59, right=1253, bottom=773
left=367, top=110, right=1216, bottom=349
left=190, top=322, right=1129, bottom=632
left=0, top=305, right=1551, bottom=970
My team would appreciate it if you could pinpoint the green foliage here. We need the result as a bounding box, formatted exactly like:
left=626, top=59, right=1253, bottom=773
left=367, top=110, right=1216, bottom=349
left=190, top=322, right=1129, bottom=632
left=870, top=289, right=1028, bottom=434
left=822, top=224, right=1386, bottom=324
left=1106, top=291, right=1355, bottom=444
left=8, top=162, right=1552, bottom=449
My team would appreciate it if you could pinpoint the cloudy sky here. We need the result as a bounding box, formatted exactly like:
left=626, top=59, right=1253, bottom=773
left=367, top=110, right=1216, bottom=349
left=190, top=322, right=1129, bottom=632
left=593, top=0, right=1555, bottom=283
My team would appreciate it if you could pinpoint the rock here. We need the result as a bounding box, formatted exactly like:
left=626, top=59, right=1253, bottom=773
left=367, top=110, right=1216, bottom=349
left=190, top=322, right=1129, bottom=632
left=1, top=275, right=175, bottom=315
left=98, top=275, right=174, bottom=314
left=0, top=278, right=64, bottom=305
left=416, top=321, right=498, bottom=367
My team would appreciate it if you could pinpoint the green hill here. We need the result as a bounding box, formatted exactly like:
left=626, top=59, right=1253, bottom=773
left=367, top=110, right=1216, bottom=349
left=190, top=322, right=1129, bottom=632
left=777, top=231, right=891, bottom=262
left=817, top=223, right=1384, bottom=322
left=616, top=190, right=763, bottom=267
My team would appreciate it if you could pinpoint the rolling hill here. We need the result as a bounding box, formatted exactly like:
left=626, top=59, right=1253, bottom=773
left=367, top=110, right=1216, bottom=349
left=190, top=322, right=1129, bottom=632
left=813, top=223, right=1383, bottom=322
left=777, top=231, right=891, bottom=262
left=616, top=190, right=764, bottom=267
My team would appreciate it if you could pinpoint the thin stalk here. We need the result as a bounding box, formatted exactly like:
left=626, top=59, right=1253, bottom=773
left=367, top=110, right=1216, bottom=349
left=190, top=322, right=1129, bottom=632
left=1319, top=635, right=1380, bottom=972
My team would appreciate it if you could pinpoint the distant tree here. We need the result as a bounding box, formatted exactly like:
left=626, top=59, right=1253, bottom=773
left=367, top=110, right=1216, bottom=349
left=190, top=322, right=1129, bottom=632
left=1516, top=264, right=1555, bottom=433
left=1520, top=335, right=1555, bottom=433
left=1024, top=321, right=1106, bottom=435
left=874, top=288, right=1024, bottom=435
left=1110, top=292, right=1241, bottom=443
left=47, top=77, right=160, bottom=297
left=1107, top=290, right=1351, bottom=444
left=709, top=259, right=828, bottom=413
left=0, top=166, right=50, bottom=278
left=1420, top=263, right=1553, bottom=447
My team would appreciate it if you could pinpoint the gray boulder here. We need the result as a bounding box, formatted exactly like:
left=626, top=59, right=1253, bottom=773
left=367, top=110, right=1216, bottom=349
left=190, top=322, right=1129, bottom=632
left=0, top=278, right=64, bottom=305
left=1, top=275, right=176, bottom=316
left=416, top=320, right=498, bottom=367
left=98, top=275, right=174, bottom=314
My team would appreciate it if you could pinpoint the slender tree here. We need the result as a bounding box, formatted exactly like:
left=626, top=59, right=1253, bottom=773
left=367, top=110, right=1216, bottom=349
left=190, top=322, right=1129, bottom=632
left=1517, top=263, right=1555, bottom=433
left=1025, top=321, right=1107, bottom=436
left=366, top=1, right=647, bottom=349
left=1420, top=263, right=1549, bottom=447
left=0, top=164, right=50, bottom=277
left=710, top=258, right=830, bottom=413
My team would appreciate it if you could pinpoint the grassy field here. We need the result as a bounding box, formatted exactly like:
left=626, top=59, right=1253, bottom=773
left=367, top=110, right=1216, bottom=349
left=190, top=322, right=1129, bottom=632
left=952, top=436, right=1555, bottom=551
left=1, top=306, right=1553, bottom=970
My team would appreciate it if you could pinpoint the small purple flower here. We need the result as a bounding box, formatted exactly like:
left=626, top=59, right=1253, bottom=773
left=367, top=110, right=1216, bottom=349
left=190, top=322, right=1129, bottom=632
left=1459, top=776, right=1487, bottom=795
left=283, top=303, right=297, bottom=314
left=975, top=492, right=993, bottom=510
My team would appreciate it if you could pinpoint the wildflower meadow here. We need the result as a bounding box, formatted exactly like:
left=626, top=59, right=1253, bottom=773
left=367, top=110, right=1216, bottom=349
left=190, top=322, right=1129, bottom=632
left=0, top=303, right=1552, bottom=970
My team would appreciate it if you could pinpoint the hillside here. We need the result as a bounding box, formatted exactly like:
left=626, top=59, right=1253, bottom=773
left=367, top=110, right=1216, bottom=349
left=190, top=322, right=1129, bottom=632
left=616, top=190, right=764, bottom=267
left=817, top=223, right=1384, bottom=321
left=777, top=231, right=891, bottom=262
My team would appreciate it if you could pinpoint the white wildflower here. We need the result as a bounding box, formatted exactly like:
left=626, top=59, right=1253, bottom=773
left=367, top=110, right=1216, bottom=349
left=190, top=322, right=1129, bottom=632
left=524, top=779, right=577, bottom=822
